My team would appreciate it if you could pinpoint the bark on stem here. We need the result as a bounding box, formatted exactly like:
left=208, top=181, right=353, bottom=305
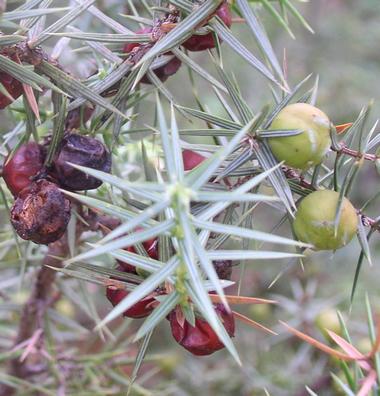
left=0, top=239, right=68, bottom=396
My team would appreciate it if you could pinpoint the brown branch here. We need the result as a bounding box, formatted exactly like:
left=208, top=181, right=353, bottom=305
left=0, top=238, right=69, bottom=396
left=332, top=142, right=379, bottom=162
left=0, top=205, right=120, bottom=396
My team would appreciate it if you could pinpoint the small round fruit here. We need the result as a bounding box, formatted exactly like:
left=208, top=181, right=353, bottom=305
left=249, top=303, right=272, bottom=322
left=0, top=68, right=23, bottom=109
left=55, top=299, right=76, bottom=318
left=51, top=134, right=111, bottom=191
left=124, top=27, right=181, bottom=84
left=65, top=105, right=94, bottom=130
left=10, top=180, right=71, bottom=244
left=213, top=260, right=232, bottom=280
left=268, top=103, right=332, bottom=169
left=169, top=304, right=235, bottom=356
left=2, top=142, right=45, bottom=196
left=117, top=231, right=158, bottom=274
left=293, top=190, right=358, bottom=250
left=183, top=2, right=232, bottom=51
left=182, top=149, right=206, bottom=171
left=106, top=287, right=156, bottom=319
left=315, top=308, right=341, bottom=339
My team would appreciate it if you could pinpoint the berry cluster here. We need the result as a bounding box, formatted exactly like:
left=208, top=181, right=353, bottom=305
left=124, top=2, right=232, bottom=83
left=2, top=133, right=111, bottom=245
left=106, top=150, right=235, bottom=356
left=107, top=255, right=235, bottom=356
left=267, top=103, right=359, bottom=251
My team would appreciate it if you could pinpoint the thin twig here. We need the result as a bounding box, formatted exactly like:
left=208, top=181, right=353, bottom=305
left=0, top=238, right=69, bottom=396
left=332, top=142, right=379, bottom=162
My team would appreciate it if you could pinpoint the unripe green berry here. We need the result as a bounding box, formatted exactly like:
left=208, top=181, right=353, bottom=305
left=293, top=190, right=358, bottom=250
left=315, top=308, right=341, bottom=339
left=268, top=103, right=332, bottom=169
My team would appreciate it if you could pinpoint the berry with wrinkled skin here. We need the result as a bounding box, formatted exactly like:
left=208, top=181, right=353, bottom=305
left=213, top=260, right=233, bottom=280
left=10, top=180, right=71, bottom=244
left=182, top=149, right=206, bottom=171
left=51, top=134, right=111, bottom=191
left=182, top=2, right=232, bottom=52
left=2, top=142, right=45, bottom=196
left=169, top=304, right=235, bottom=356
left=65, top=105, right=94, bottom=130
left=124, top=27, right=181, bottom=84
left=293, top=190, right=358, bottom=250
left=106, top=285, right=156, bottom=319
left=268, top=103, right=332, bottom=170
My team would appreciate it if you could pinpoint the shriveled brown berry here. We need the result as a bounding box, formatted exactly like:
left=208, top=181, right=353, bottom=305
left=10, top=180, right=71, bottom=244
left=65, top=105, right=94, bottom=130
left=169, top=304, right=235, bottom=356
left=182, top=2, right=232, bottom=52
left=51, top=134, right=111, bottom=191
left=124, top=27, right=181, bottom=84
left=213, top=260, right=233, bottom=280
left=2, top=142, right=45, bottom=196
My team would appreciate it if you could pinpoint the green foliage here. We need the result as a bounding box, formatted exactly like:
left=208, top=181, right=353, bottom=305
left=0, top=1, right=378, bottom=395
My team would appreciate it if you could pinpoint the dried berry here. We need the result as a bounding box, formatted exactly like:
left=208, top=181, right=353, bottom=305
left=182, top=2, right=232, bottom=52
left=2, top=142, right=46, bottom=196
left=213, top=260, right=233, bottom=280
left=51, top=133, right=111, bottom=191
left=65, top=105, right=94, bottom=130
left=182, top=149, right=206, bottom=171
left=106, top=276, right=156, bottom=319
left=268, top=103, right=332, bottom=170
left=10, top=180, right=71, bottom=244
left=124, top=27, right=181, bottom=83
left=293, top=190, right=358, bottom=250
left=169, top=304, right=235, bottom=356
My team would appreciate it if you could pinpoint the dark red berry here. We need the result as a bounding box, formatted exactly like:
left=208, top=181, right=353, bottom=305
left=124, top=27, right=181, bottom=84
left=51, top=133, right=111, bottom=191
left=106, top=286, right=156, bottom=319
left=124, top=26, right=152, bottom=53
left=169, top=304, right=235, bottom=356
left=10, top=180, right=71, bottom=244
left=0, top=58, right=23, bottom=109
left=213, top=260, right=233, bottom=280
left=182, top=149, right=206, bottom=171
left=65, top=105, right=94, bottom=130
left=2, top=142, right=46, bottom=197
left=117, top=233, right=158, bottom=273
left=182, top=3, right=232, bottom=52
